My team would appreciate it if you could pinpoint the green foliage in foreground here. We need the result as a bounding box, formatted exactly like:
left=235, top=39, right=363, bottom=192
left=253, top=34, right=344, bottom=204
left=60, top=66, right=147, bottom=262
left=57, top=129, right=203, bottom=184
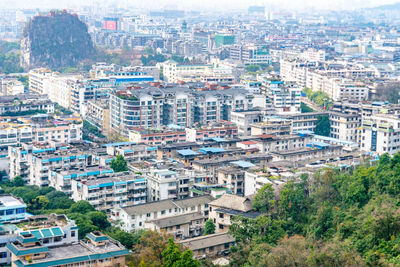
left=229, top=154, right=400, bottom=266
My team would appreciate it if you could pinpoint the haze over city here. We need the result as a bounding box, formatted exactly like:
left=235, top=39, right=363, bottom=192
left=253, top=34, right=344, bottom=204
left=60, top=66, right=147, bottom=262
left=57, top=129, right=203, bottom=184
left=2, top=0, right=400, bottom=11
left=0, top=1, right=400, bottom=267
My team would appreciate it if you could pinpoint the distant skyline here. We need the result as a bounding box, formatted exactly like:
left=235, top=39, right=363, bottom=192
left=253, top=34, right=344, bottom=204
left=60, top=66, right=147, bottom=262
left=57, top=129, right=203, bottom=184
left=1, top=0, right=400, bottom=12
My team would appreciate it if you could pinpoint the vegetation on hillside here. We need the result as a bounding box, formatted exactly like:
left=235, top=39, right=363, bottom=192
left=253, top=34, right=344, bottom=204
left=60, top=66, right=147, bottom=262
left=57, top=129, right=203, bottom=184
left=228, top=154, right=400, bottom=266
left=0, top=41, right=24, bottom=74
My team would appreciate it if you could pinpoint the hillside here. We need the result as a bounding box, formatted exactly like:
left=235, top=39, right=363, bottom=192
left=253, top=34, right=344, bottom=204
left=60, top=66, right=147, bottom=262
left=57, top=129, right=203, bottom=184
left=21, top=11, right=94, bottom=69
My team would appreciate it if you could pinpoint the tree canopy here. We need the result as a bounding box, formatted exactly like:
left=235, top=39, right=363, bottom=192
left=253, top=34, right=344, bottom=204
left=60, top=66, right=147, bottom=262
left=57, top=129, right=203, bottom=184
left=110, top=155, right=128, bottom=172
left=228, top=153, right=400, bottom=266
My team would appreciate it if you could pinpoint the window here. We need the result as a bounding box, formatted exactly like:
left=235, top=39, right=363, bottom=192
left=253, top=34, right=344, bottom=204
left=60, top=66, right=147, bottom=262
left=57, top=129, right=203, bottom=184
left=161, top=210, right=166, bottom=215
left=219, top=213, right=224, bottom=218
left=71, top=231, right=76, bottom=237
left=219, top=224, right=224, bottom=230
left=0, top=251, right=7, bottom=258
left=16, top=208, right=25, bottom=214
left=6, top=209, right=14, bottom=215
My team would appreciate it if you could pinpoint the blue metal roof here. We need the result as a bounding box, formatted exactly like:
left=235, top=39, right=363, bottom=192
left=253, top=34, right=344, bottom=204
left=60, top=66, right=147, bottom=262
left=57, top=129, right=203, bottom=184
left=307, top=142, right=330, bottom=149
left=205, top=137, right=226, bottom=142
left=231, top=161, right=255, bottom=168
left=296, top=130, right=314, bottom=137
left=198, top=147, right=226, bottom=154
left=177, top=149, right=198, bottom=156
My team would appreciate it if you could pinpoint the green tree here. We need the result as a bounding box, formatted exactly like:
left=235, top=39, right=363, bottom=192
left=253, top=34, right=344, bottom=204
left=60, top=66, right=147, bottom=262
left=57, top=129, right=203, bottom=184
left=253, top=184, right=276, bottom=213
left=13, top=176, right=25, bottom=187
left=245, top=64, right=261, bottom=72
left=87, top=211, right=111, bottom=229
left=204, top=219, right=215, bottom=235
left=110, top=155, right=128, bottom=172
left=31, top=196, right=49, bottom=211
left=162, top=238, right=200, bottom=267
left=300, top=102, right=314, bottom=113
left=69, top=200, right=95, bottom=214
left=314, top=115, right=330, bottom=136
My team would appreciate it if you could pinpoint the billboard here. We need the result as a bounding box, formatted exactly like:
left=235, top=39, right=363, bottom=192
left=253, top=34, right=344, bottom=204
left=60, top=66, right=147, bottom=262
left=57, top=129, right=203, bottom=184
left=102, top=18, right=118, bottom=31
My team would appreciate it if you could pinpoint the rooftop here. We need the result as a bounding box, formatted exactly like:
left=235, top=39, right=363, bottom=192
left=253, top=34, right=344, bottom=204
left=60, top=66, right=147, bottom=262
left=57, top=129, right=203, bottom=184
left=178, top=232, right=235, bottom=251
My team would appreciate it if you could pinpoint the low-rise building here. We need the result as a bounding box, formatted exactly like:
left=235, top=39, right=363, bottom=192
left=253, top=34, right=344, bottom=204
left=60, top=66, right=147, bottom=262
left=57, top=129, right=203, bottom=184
left=178, top=232, right=235, bottom=258
left=111, top=195, right=213, bottom=232
left=0, top=195, right=28, bottom=223
left=7, top=231, right=129, bottom=267
left=209, top=194, right=260, bottom=232
left=144, top=212, right=206, bottom=239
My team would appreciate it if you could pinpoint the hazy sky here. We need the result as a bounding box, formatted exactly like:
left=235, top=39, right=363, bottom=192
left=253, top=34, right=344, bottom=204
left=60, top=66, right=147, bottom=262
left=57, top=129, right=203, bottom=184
left=1, top=0, right=400, bottom=11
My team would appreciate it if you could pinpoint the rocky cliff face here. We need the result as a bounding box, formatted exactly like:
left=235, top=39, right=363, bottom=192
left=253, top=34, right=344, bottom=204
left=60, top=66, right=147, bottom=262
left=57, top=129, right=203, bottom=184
left=21, top=12, right=94, bottom=69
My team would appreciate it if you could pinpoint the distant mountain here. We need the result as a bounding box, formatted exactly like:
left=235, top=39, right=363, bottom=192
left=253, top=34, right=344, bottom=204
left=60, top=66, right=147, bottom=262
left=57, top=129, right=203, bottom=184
left=21, top=11, right=94, bottom=69
left=366, top=2, right=400, bottom=11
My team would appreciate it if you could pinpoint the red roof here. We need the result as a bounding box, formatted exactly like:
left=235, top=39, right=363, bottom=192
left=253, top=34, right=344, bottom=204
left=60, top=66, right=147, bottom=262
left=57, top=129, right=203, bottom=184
left=241, top=141, right=257, bottom=145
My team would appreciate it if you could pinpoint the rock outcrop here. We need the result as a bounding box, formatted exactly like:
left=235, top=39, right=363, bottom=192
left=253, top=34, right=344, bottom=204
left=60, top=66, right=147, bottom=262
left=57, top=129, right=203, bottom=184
left=21, top=11, right=94, bottom=69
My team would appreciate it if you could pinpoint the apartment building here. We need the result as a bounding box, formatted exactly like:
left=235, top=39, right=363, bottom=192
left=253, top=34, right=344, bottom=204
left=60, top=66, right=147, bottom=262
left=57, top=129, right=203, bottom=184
left=361, top=114, right=400, bottom=155
left=110, top=86, right=256, bottom=136
left=0, top=126, right=32, bottom=150
left=161, top=61, right=213, bottom=83
left=270, top=143, right=343, bottom=162
left=112, top=195, right=213, bottom=232
left=4, top=80, right=24, bottom=96
left=85, top=100, right=110, bottom=135
left=147, top=169, right=193, bottom=201
left=28, top=68, right=53, bottom=95
left=230, top=45, right=271, bottom=64
left=71, top=173, right=147, bottom=214
left=30, top=150, right=90, bottom=187
left=251, top=117, right=292, bottom=136
left=329, top=111, right=361, bottom=142
left=255, top=133, right=313, bottom=153
left=185, top=124, right=238, bottom=141
left=217, top=167, right=245, bottom=196
left=262, top=80, right=301, bottom=115
left=281, top=112, right=324, bottom=133
left=129, top=128, right=186, bottom=145
left=50, top=167, right=114, bottom=197
left=0, top=94, right=54, bottom=115
left=32, top=119, right=82, bottom=144
left=231, top=109, right=264, bottom=136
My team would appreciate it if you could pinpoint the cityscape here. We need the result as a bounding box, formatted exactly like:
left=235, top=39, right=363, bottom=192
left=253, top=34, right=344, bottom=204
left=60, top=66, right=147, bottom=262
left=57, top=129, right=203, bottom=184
left=0, top=1, right=399, bottom=266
